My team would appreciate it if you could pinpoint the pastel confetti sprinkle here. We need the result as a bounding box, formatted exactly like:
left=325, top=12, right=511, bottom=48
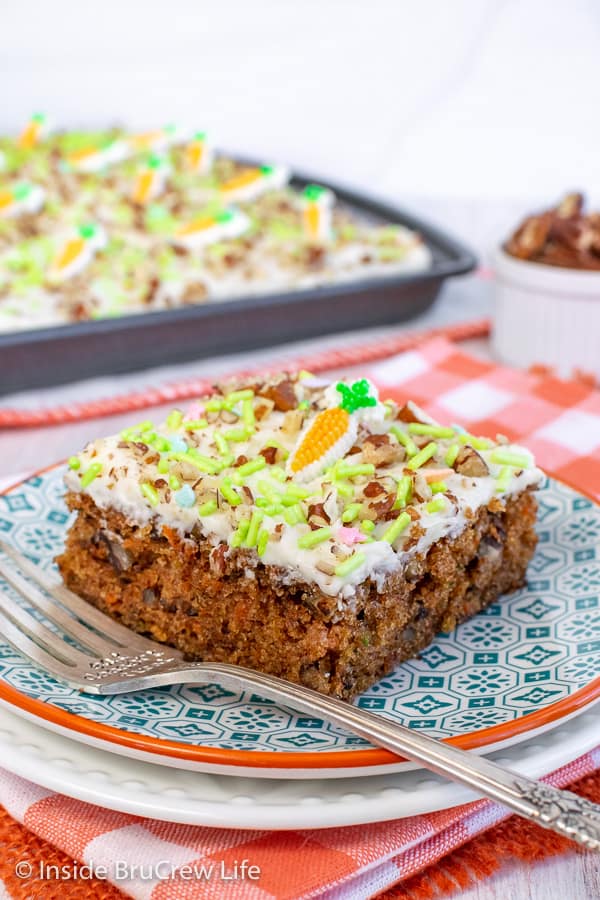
left=174, top=484, right=196, bottom=507
left=336, top=526, right=365, bottom=545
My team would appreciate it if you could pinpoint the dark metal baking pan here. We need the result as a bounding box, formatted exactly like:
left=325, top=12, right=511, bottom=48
left=0, top=170, right=477, bottom=395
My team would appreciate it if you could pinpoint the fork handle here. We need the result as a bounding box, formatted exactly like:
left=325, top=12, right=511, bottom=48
left=128, top=662, right=600, bottom=850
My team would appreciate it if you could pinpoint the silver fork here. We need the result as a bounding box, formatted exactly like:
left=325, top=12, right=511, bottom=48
left=0, top=539, right=599, bottom=850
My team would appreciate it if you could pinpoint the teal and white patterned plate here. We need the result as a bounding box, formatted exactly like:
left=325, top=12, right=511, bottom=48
left=0, top=465, right=599, bottom=778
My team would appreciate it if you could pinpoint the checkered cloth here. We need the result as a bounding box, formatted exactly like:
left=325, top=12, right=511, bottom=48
left=368, top=338, right=600, bottom=501
left=0, top=336, right=599, bottom=899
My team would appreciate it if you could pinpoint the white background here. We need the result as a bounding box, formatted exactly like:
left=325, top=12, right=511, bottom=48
left=3, top=0, right=600, bottom=255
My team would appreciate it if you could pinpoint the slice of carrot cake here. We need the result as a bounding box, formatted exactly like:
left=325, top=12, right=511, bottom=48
left=56, top=373, right=542, bottom=699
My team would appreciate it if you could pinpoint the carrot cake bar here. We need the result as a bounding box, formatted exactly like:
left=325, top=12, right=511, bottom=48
left=0, top=119, right=430, bottom=333
left=57, top=374, right=542, bottom=699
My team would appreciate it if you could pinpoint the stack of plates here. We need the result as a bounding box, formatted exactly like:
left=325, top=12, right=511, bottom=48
left=0, top=466, right=598, bottom=829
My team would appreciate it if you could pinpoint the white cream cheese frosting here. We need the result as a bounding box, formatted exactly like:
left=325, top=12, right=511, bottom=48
left=64, top=375, right=543, bottom=600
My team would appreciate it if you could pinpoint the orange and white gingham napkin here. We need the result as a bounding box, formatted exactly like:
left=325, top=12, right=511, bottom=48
left=0, top=336, right=599, bottom=899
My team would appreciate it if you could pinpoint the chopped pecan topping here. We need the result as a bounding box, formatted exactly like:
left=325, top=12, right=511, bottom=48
left=454, top=445, right=489, bottom=477
left=180, top=281, right=208, bottom=304
left=260, top=378, right=298, bottom=411
left=362, top=437, right=404, bottom=467
left=370, top=492, right=396, bottom=520
left=209, top=544, right=228, bottom=577
left=282, top=408, right=305, bottom=437
left=396, top=401, right=426, bottom=424
left=254, top=398, right=275, bottom=421
left=363, top=480, right=384, bottom=498
left=308, top=502, right=331, bottom=524
left=259, top=445, right=278, bottom=465
left=364, top=433, right=390, bottom=447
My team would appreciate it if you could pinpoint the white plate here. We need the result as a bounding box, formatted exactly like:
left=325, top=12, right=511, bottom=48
left=0, top=697, right=598, bottom=830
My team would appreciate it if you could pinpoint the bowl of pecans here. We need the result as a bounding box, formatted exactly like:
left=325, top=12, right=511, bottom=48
left=493, top=192, right=600, bottom=382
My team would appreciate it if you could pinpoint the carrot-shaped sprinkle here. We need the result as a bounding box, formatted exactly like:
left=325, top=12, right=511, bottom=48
left=185, top=131, right=213, bottom=173
left=18, top=113, right=47, bottom=149
left=49, top=223, right=106, bottom=282
left=301, top=184, right=334, bottom=242
left=132, top=155, right=169, bottom=205
left=288, top=379, right=378, bottom=482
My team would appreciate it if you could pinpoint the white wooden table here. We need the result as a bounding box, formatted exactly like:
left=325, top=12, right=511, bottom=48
left=0, top=279, right=596, bottom=899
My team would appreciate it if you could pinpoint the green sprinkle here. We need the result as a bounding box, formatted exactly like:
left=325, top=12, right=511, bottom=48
left=445, top=443, right=460, bottom=467
left=495, top=466, right=512, bottom=493
left=382, top=512, right=411, bottom=544
left=238, top=457, right=266, bottom=477
left=224, top=427, right=250, bottom=442
left=13, top=183, right=32, bottom=201
left=390, top=426, right=418, bottom=457
left=490, top=449, right=531, bottom=469
left=213, top=432, right=229, bottom=455
left=257, top=479, right=280, bottom=502
left=270, top=466, right=287, bottom=481
left=136, top=420, right=154, bottom=433
left=298, top=527, right=332, bottom=549
left=244, top=510, right=264, bottom=548
left=298, top=400, right=310, bottom=410
left=230, top=518, right=250, bottom=547
left=284, top=505, right=304, bottom=526
left=80, top=462, right=102, bottom=488
left=220, top=477, right=241, bottom=506
left=285, top=484, right=311, bottom=500
left=360, top=519, right=375, bottom=534
left=226, top=389, right=254, bottom=404
left=430, top=481, right=447, bottom=494
left=168, top=475, right=181, bottom=490
left=183, top=419, right=208, bottom=431
left=335, top=482, right=354, bottom=499
left=426, top=496, right=446, bottom=514
left=393, top=475, right=412, bottom=509
left=157, top=458, right=170, bottom=474
left=264, top=503, right=284, bottom=517
left=342, top=502, right=362, bottom=523
left=335, top=552, right=366, bottom=578
left=153, top=437, right=171, bottom=452
left=257, top=528, right=270, bottom=557
left=141, top=482, right=159, bottom=506
left=408, top=423, right=454, bottom=438
left=68, top=456, right=80, bottom=470
left=407, top=442, right=438, bottom=471
left=242, top=399, right=255, bottom=429
left=205, top=398, right=224, bottom=412
left=459, top=433, right=492, bottom=450
left=336, top=463, right=375, bottom=479
left=199, top=498, right=218, bottom=516
left=171, top=452, right=220, bottom=474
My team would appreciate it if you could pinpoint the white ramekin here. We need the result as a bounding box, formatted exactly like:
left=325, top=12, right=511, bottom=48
left=493, top=247, right=600, bottom=380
